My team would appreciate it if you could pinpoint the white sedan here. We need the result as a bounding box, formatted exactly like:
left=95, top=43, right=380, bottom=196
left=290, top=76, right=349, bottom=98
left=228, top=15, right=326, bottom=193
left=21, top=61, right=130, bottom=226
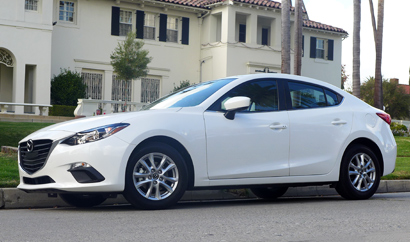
left=18, top=74, right=397, bottom=209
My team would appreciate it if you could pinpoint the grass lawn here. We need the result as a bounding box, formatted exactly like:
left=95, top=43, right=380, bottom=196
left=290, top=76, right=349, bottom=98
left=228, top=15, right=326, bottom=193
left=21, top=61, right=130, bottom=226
left=0, top=152, right=19, bottom=187
left=0, top=122, right=54, bottom=147
left=0, top=122, right=409, bottom=187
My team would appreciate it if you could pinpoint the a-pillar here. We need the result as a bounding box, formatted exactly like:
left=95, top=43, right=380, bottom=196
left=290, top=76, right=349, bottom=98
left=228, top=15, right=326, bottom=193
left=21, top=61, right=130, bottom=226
left=12, top=61, right=25, bottom=114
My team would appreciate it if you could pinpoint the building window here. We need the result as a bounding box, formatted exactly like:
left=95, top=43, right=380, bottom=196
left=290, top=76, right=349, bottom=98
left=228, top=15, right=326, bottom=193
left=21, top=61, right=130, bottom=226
left=59, top=1, right=75, bottom=22
left=316, top=39, right=325, bottom=59
left=141, top=78, right=160, bottom=103
left=167, top=17, right=178, bottom=43
left=81, top=73, right=102, bottom=100
left=25, top=0, right=38, bottom=11
left=144, top=13, right=156, bottom=40
left=112, top=75, right=132, bottom=112
left=261, top=28, right=269, bottom=46
left=239, top=24, right=246, bottom=43
left=120, top=10, right=132, bottom=36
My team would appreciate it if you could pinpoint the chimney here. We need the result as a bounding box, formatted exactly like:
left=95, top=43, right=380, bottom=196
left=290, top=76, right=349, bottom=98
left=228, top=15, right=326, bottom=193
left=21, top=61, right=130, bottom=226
left=390, top=78, right=399, bottom=84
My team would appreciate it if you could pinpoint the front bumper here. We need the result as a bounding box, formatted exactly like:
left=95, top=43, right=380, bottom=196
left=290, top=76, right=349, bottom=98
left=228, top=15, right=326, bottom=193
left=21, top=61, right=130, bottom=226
left=18, top=132, right=135, bottom=193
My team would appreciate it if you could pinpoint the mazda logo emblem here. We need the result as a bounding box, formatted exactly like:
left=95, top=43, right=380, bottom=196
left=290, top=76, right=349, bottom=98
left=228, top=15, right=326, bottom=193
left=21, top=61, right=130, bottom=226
left=27, top=139, right=34, bottom=153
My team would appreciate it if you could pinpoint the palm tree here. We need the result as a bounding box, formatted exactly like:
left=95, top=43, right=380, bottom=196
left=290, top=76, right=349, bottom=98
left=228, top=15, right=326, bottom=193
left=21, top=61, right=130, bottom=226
left=294, top=0, right=303, bottom=75
left=369, top=0, right=384, bottom=109
left=352, top=0, right=361, bottom=98
left=281, top=0, right=291, bottom=74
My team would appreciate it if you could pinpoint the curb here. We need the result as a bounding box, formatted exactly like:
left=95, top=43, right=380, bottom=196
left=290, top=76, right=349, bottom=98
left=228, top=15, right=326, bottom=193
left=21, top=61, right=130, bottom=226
left=1, top=180, right=410, bottom=209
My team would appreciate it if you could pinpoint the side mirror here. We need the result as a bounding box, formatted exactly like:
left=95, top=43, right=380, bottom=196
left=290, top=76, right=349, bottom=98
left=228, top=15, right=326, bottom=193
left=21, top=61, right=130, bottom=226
left=224, top=96, right=250, bottom=120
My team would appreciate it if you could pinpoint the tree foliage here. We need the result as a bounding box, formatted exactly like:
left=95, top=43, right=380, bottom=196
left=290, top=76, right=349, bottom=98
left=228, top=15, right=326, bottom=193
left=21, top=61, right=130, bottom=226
left=50, top=69, right=86, bottom=106
left=341, top=64, right=349, bottom=90
left=110, top=32, right=152, bottom=82
left=361, top=77, right=410, bottom=119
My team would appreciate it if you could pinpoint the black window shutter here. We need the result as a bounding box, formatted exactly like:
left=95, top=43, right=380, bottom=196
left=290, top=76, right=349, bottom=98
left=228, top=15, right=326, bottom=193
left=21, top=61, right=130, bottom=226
left=262, top=28, right=268, bottom=45
left=159, top=14, right=167, bottom=42
left=111, top=6, right=120, bottom=36
left=310, top=36, right=317, bottom=58
left=302, top=35, right=304, bottom=57
left=181, top=17, right=189, bottom=45
left=239, top=24, right=246, bottom=43
left=136, top=10, right=144, bottom=39
left=327, top=39, right=334, bottom=61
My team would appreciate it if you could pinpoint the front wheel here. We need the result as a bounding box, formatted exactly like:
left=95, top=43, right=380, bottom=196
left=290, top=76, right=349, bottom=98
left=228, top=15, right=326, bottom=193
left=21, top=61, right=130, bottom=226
left=336, top=145, right=381, bottom=200
left=123, top=142, right=188, bottom=210
left=60, top=193, right=107, bottom=207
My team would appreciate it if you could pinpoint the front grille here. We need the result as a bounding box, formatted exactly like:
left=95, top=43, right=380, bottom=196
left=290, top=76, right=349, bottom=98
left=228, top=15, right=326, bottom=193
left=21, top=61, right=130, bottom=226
left=19, top=139, right=53, bottom=174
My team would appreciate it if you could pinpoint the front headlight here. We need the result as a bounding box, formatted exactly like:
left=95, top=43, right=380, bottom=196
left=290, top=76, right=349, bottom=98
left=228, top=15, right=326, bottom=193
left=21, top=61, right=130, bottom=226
left=62, top=123, right=129, bottom=145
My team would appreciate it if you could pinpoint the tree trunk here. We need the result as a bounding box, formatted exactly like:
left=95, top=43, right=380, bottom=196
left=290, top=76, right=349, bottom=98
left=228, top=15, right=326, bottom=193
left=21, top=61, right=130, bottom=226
left=281, top=0, right=291, bottom=74
left=294, top=0, right=303, bottom=75
left=369, top=0, right=384, bottom=109
left=352, top=0, right=361, bottom=98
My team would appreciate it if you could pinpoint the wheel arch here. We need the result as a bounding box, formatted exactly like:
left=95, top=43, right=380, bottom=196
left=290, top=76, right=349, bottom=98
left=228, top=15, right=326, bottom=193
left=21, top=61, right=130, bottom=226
left=343, top=138, right=384, bottom=175
left=132, top=136, right=195, bottom=190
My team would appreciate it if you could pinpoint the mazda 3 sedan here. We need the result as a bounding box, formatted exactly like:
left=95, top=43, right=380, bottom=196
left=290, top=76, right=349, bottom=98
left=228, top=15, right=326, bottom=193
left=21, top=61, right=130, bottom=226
left=18, top=74, right=397, bottom=209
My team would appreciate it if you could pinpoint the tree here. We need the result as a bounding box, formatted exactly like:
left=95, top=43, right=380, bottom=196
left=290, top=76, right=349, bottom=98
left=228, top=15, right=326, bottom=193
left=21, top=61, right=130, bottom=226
left=341, top=64, right=349, bottom=90
left=352, top=0, right=361, bottom=98
left=369, top=0, right=385, bottom=109
left=361, top=77, right=410, bottom=119
left=110, top=31, right=152, bottom=102
left=293, top=0, right=303, bottom=75
left=281, top=0, right=291, bottom=74
left=50, top=69, right=86, bottom=106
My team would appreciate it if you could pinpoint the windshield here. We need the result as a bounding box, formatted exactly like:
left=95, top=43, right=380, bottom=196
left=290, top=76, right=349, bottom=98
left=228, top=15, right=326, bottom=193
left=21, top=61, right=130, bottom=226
left=142, top=78, right=236, bottom=110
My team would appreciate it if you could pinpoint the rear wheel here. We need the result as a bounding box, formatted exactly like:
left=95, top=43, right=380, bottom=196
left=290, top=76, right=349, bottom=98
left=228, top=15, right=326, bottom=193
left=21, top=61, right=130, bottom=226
left=123, top=142, right=188, bottom=210
left=60, top=193, right=107, bottom=208
left=336, top=145, right=380, bottom=200
left=250, top=186, right=288, bottom=200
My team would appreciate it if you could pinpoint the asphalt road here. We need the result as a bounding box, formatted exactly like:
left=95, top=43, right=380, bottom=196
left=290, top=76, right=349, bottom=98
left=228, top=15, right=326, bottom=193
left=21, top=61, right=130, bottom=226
left=1, top=193, right=410, bottom=242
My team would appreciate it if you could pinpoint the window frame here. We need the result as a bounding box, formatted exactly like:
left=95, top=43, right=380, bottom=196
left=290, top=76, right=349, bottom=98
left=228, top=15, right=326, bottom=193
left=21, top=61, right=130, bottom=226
left=119, top=9, right=133, bottom=36
left=284, top=80, right=344, bottom=110
left=207, top=78, right=287, bottom=113
left=316, top=38, right=326, bottom=59
left=143, top=12, right=156, bottom=40
left=166, top=16, right=179, bottom=43
left=25, top=0, right=39, bottom=11
left=58, top=1, right=76, bottom=23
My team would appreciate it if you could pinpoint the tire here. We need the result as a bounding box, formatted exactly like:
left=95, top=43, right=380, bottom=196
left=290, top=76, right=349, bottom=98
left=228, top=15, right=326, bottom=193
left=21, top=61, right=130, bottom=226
left=250, top=186, right=288, bottom=200
left=60, top=193, right=107, bottom=208
left=123, top=142, right=188, bottom=210
left=336, top=145, right=381, bottom=200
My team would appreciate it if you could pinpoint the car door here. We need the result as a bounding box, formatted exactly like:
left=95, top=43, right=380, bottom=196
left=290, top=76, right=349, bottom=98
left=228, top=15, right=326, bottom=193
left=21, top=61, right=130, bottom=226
left=286, top=81, right=353, bottom=176
left=204, top=78, right=290, bottom=179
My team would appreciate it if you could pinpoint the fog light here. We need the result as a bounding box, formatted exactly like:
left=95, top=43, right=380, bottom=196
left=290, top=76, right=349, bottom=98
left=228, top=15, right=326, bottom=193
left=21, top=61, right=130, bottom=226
left=71, top=162, right=91, bottom=169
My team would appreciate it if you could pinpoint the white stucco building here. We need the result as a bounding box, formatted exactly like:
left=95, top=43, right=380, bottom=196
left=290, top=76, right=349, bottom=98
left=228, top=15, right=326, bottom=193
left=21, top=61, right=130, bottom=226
left=0, top=0, right=347, bottom=115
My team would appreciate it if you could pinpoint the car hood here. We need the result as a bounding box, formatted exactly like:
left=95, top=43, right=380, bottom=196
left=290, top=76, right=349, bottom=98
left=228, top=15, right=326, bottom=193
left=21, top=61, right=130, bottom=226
left=20, top=109, right=181, bottom=143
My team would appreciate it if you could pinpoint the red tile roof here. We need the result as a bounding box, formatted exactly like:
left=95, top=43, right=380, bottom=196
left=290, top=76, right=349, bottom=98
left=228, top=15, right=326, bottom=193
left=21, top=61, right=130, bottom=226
left=152, top=0, right=347, bottom=34
left=303, top=20, right=348, bottom=34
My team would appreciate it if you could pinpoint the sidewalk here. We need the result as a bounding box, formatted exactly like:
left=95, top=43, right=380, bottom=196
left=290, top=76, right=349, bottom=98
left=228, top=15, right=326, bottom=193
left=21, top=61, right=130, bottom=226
left=2, top=180, right=410, bottom=209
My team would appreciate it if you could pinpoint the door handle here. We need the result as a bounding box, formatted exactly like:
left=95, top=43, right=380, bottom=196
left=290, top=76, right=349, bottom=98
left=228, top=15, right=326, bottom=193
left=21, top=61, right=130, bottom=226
left=331, top=120, right=347, bottom=125
left=269, top=124, right=288, bottom=130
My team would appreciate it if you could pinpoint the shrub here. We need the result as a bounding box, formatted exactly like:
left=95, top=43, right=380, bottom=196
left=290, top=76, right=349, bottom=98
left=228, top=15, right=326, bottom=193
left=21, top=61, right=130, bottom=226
left=173, top=80, right=191, bottom=92
left=49, top=105, right=76, bottom=117
left=391, top=122, right=409, bottom=136
left=51, top=69, right=86, bottom=106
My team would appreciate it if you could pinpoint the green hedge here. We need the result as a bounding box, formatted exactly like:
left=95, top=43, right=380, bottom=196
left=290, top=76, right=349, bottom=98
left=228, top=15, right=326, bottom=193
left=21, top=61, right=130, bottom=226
left=49, top=105, right=76, bottom=117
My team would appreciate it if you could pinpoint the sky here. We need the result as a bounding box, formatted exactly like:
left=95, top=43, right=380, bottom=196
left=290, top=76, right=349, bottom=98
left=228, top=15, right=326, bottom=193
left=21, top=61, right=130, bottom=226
left=299, top=0, right=410, bottom=88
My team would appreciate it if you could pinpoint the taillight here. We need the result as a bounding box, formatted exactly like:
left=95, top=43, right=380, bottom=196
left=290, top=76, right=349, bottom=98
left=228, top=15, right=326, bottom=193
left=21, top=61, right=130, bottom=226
left=376, top=113, right=391, bottom=125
